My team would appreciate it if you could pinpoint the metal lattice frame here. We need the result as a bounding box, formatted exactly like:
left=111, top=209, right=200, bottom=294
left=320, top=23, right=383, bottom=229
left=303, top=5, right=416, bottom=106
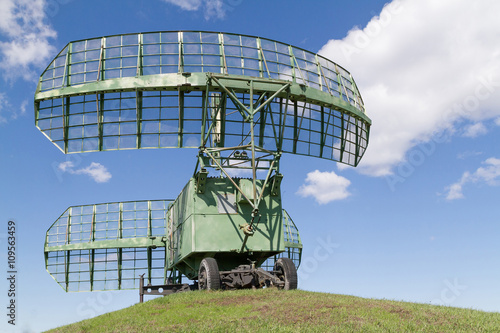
left=45, top=200, right=171, bottom=291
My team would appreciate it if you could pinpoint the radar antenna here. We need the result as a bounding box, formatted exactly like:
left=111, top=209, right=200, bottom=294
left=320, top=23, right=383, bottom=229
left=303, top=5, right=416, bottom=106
left=37, top=31, right=370, bottom=293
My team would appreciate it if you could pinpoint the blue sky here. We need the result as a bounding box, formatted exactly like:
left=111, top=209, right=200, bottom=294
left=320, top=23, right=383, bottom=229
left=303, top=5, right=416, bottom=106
left=1, top=0, right=500, bottom=331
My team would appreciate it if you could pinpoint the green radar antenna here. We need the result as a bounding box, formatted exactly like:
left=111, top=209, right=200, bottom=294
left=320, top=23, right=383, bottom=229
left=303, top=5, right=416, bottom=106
left=36, top=31, right=371, bottom=296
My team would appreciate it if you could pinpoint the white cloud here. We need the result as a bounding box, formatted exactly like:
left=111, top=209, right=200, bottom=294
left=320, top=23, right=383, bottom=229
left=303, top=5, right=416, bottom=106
left=20, top=99, right=27, bottom=114
left=58, top=161, right=74, bottom=172
left=57, top=161, right=74, bottom=172
left=0, top=94, right=29, bottom=124
left=162, top=0, right=225, bottom=20
left=16, top=99, right=29, bottom=117
left=297, top=170, right=351, bottom=204
left=0, top=93, right=9, bottom=123
left=462, top=122, right=487, bottom=138
left=495, top=117, right=500, bottom=126
left=204, top=0, right=225, bottom=19
left=162, top=0, right=201, bottom=11
left=444, top=178, right=467, bottom=201
left=319, top=0, right=500, bottom=176
left=0, top=0, right=57, bottom=81
left=444, top=157, right=500, bottom=200
left=58, top=161, right=112, bottom=183
left=457, top=151, right=482, bottom=160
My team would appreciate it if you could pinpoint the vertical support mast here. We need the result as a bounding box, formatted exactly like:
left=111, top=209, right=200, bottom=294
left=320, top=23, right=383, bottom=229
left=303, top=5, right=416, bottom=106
left=90, top=205, right=96, bottom=291
left=249, top=80, right=258, bottom=208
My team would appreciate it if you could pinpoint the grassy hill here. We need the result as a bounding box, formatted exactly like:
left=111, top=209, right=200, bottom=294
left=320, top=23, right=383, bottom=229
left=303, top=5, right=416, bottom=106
left=47, top=289, right=500, bottom=332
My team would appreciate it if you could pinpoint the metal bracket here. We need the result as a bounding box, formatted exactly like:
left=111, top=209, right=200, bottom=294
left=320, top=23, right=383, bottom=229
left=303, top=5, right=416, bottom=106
left=139, top=274, right=196, bottom=303
left=270, top=173, right=283, bottom=196
left=195, top=168, right=208, bottom=194
left=239, top=223, right=254, bottom=236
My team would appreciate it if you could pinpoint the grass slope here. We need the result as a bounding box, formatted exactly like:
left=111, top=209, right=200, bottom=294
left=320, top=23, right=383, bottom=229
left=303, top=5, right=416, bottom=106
left=47, top=289, right=500, bottom=332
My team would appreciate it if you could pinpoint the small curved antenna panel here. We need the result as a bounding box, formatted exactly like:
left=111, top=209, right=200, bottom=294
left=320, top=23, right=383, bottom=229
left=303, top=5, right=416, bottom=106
left=45, top=200, right=171, bottom=291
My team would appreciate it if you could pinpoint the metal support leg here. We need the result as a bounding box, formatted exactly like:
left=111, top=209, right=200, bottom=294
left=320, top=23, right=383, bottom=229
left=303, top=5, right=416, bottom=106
left=139, top=274, right=145, bottom=303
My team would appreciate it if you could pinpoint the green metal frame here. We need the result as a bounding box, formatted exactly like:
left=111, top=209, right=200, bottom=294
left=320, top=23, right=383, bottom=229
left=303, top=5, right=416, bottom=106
left=261, top=209, right=302, bottom=271
left=44, top=200, right=171, bottom=291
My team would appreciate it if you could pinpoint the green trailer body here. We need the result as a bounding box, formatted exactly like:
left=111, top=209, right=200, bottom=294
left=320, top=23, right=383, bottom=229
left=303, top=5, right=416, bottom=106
left=166, top=177, right=284, bottom=279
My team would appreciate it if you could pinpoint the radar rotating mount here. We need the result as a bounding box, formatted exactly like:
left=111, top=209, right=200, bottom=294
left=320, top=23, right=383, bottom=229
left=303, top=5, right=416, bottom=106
left=36, top=31, right=371, bottom=298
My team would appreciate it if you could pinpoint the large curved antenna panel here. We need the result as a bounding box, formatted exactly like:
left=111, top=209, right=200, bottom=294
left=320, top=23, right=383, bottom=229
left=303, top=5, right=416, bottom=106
left=35, top=31, right=370, bottom=166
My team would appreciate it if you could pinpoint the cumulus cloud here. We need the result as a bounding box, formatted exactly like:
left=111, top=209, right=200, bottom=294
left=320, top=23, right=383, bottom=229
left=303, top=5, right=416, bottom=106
left=444, top=157, right=500, bottom=200
left=162, top=0, right=226, bottom=20
left=0, top=0, right=57, bottom=81
left=444, top=177, right=467, bottom=200
left=319, top=0, right=500, bottom=176
left=462, top=122, right=487, bottom=138
left=297, top=170, right=351, bottom=204
left=58, top=161, right=74, bottom=172
left=58, top=161, right=112, bottom=183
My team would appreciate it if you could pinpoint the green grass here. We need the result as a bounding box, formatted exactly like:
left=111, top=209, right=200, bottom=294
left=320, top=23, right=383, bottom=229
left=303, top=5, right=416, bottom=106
left=47, top=289, right=500, bottom=332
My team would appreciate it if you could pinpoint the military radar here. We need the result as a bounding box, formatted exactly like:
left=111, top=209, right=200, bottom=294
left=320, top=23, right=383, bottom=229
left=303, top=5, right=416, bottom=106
left=36, top=31, right=370, bottom=295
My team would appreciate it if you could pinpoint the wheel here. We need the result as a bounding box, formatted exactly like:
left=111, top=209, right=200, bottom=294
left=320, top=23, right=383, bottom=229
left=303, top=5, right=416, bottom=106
left=198, top=258, right=220, bottom=290
left=274, top=258, right=297, bottom=290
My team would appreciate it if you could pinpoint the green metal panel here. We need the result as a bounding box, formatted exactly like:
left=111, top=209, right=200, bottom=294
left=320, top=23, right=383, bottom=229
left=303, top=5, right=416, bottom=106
left=45, top=200, right=172, bottom=291
left=261, top=209, right=302, bottom=271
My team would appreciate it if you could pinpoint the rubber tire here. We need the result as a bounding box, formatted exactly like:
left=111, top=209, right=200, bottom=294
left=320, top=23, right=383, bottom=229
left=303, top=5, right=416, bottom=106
left=198, top=258, right=221, bottom=290
left=274, top=258, right=298, bottom=290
